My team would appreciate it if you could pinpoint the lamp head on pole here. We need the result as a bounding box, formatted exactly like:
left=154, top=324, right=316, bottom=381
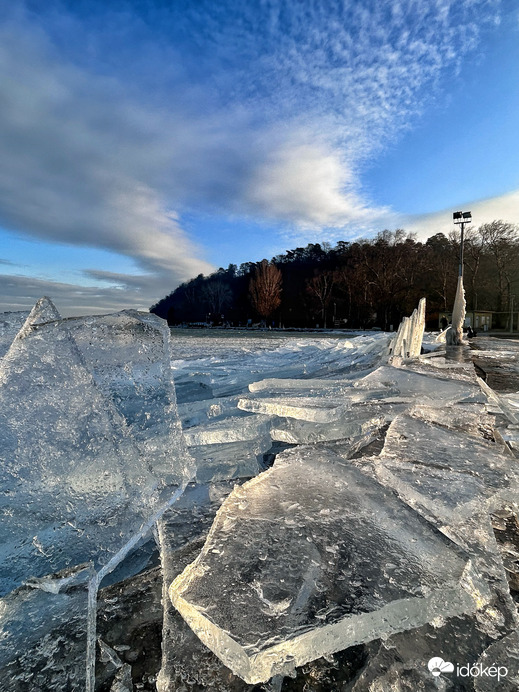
left=453, top=211, right=472, bottom=224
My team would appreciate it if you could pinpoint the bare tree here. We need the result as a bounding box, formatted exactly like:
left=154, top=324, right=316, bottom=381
left=202, top=279, right=232, bottom=316
left=249, top=260, right=282, bottom=319
left=479, top=220, right=519, bottom=313
left=306, top=270, right=335, bottom=327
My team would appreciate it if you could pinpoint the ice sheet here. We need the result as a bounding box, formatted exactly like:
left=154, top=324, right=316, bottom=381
left=169, top=446, right=490, bottom=684
left=64, top=310, right=194, bottom=484
left=354, top=365, right=484, bottom=404
left=170, top=332, right=391, bottom=398
left=238, top=395, right=349, bottom=422
left=0, top=310, right=162, bottom=595
left=373, top=410, right=518, bottom=525
left=270, top=409, right=385, bottom=444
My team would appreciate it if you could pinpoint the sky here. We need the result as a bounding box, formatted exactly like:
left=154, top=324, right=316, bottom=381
left=0, top=0, right=518, bottom=315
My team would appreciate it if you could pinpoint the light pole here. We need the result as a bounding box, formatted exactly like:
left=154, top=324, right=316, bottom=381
left=453, top=211, right=472, bottom=277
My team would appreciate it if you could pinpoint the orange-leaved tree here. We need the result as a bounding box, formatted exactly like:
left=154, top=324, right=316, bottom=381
left=249, top=260, right=283, bottom=319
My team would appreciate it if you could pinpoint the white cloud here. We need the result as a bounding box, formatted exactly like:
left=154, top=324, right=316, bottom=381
left=248, top=141, right=388, bottom=228
left=401, top=189, right=519, bottom=240
left=0, top=1, right=504, bottom=313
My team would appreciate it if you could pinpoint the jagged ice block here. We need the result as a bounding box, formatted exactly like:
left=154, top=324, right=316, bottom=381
left=169, top=447, right=490, bottom=684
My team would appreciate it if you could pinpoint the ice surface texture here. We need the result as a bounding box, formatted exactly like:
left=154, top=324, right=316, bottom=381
left=374, top=407, right=519, bottom=524
left=389, top=297, right=426, bottom=360
left=447, top=276, right=466, bottom=345
left=169, top=447, right=489, bottom=684
left=0, top=300, right=193, bottom=595
left=0, top=564, right=93, bottom=691
left=0, top=309, right=30, bottom=359
left=65, top=309, right=193, bottom=486
left=0, top=298, right=195, bottom=692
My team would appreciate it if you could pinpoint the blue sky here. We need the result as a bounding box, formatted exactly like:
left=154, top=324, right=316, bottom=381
left=0, top=0, right=518, bottom=315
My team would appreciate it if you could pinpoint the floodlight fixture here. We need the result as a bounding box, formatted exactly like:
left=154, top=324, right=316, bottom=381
left=453, top=210, right=472, bottom=277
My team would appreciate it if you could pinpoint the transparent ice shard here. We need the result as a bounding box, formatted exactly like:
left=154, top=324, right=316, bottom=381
left=354, top=365, right=484, bottom=404
left=0, top=564, right=94, bottom=691
left=0, top=300, right=195, bottom=690
left=238, top=396, right=349, bottom=422
left=270, top=410, right=385, bottom=444
left=0, top=314, right=161, bottom=595
left=189, top=438, right=271, bottom=483
left=389, top=297, right=426, bottom=360
left=169, top=447, right=490, bottom=684
left=64, top=310, right=194, bottom=485
left=373, top=410, right=518, bottom=525
left=183, top=414, right=272, bottom=446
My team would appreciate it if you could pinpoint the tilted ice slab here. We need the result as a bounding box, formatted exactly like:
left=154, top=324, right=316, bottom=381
left=238, top=395, right=349, bottom=422
left=183, top=414, right=272, bottom=446
left=373, top=408, right=518, bottom=525
left=0, top=300, right=194, bottom=595
left=0, top=307, right=154, bottom=594
left=169, top=447, right=490, bottom=684
left=189, top=437, right=272, bottom=483
left=182, top=412, right=273, bottom=481
left=0, top=298, right=195, bottom=690
left=178, top=395, right=244, bottom=429
left=354, top=364, right=484, bottom=404
left=248, top=377, right=354, bottom=393
left=64, top=310, right=193, bottom=485
left=270, top=408, right=385, bottom=444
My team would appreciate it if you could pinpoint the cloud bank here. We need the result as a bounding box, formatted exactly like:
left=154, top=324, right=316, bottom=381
left=0, top=1, right=504, bottom=312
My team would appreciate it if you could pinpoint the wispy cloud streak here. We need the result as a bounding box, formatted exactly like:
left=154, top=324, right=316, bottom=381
left=0, top=1, right=503, bottom=311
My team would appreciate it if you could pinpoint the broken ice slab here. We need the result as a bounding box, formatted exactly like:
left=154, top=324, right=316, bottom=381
left=0, top=306, right=174, bottom=596
left=178, top=395, right=245, bottom=430
left=183, top=414, right=272, bottom=446
left=0, top=564, right=93, bottom=691
left=189, top=437, right=271, bottom=483
left=248, top=377, right=354, bottom=392
left=238, top=396, right=349, bottom=422
left=169, top=447, right=490, bottom=684
left=64, top=310, right=194, bottom=484
left=353, top=365, right=484, bottom=404
left=248, top=378, right=402, bottom=406
left=373, top=409, right=518, bottom=525
left=157, top=482, right=244, bottom=691
left=270, top=409, right=385, bottom=444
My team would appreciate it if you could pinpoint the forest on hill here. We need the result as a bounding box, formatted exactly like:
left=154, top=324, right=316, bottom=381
left=151, top=221, right=519, bottom=330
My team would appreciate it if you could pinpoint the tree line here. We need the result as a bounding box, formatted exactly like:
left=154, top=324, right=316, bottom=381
left=150, top=220, right=519, bottom=330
